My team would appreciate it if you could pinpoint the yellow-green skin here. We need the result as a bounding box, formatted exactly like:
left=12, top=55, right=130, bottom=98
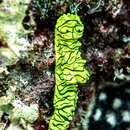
left=49, top=13, right=90, bottom=130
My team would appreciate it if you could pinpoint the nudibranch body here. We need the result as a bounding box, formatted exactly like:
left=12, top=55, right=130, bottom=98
left=49, top=13, right=90, bottom=130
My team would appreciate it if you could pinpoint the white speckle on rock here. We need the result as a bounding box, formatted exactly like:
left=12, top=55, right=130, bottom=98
left=99, top=92, right=107, bottom=101
left=93, top=108, right=102, bottom=121
left=106, top=112, right=117, bottom=127
left=122, top=111, right=130, bottom=122
left=112, top=98, right=122, bottom=109
left=122, top=35, right=130, bottom=43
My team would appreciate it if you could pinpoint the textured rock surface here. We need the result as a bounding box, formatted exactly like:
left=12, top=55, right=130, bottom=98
left=0, top=0, right=130, bottom=130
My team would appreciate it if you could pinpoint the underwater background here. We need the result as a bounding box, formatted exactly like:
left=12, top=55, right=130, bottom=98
left=0, top=0, right=130, bottom=130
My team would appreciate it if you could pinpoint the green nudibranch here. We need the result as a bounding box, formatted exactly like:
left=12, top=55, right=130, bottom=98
left=49, top=13, right=90, bottom=130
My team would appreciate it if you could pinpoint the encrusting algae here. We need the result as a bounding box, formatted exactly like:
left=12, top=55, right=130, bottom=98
left=0, top=0, right=32, bottom=66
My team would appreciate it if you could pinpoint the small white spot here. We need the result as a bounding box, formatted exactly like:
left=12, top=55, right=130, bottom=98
left=122, top=111, right=130, bottom=122
left=112, top=98, right=122, bottom=109
left=99, top=93, right=107, bottom=101
left=106, top=112, right=117, bottom=127
left=93, top=108, right=102, bottom=121
left=122, top=35, right=130, bottom=43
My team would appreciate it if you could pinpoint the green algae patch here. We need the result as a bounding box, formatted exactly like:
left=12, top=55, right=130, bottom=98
left=0, top=0, right=31, bottom=65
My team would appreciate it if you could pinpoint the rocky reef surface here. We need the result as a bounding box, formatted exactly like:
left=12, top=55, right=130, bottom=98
left=0, top=0, right=130, bottom=130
